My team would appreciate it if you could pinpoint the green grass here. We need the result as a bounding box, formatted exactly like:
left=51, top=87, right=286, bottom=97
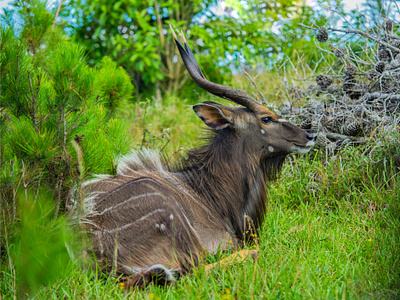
left=1, top=93, right=399, bottom=299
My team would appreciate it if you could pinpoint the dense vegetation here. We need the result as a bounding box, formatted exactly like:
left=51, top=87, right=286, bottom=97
left=1, top=0, right=399, bottom=299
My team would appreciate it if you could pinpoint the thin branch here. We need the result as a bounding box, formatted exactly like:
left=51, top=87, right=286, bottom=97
left=66, top=93, right=100, bottom=136
left=52, top=0, right=63, bottom=31
left=387, top=34, right=400, bottom=40
left=153, top=0, right=165, bottom=48
left=27, top=70, right=35, bottom=104
left=38, top=113, right=51, bottom=124
left=362, top=92, right=400, bottom=101
left=326, top=132, right=365, bottom=142
left=27, top=70, right=38, bottom=132
left=238, top=59, right=266, bottom=103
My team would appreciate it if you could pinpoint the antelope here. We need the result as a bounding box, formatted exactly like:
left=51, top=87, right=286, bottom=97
left=78, top=28, right=315, bottom=289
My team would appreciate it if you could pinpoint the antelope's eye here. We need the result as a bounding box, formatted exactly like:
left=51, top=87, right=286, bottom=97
left=261, top=117, right=272, bottom=124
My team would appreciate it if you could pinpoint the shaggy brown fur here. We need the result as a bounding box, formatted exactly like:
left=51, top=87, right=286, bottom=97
left=173, top=128, right=287, bottom=242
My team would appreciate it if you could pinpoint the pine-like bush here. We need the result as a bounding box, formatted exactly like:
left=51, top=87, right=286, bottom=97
left=1, top=2, right=136, bottom=294
left=0, top=1, right=134, bottom=214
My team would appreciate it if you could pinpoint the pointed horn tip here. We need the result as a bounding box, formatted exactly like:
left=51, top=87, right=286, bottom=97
left=169, top=25, right=178, bottom=40
left=179, top=30, right=188, bottom=45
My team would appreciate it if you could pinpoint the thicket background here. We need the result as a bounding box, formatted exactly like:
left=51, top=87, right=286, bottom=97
left=1, top=0, right=399, bottom=299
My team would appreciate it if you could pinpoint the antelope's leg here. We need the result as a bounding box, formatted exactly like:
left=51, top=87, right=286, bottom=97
left=205, top=250, right=259, bottom=273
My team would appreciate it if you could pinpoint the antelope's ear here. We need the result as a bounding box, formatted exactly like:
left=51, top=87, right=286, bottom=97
left=193, top=103, right=233, bottom=130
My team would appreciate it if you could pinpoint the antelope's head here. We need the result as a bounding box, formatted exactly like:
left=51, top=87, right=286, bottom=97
left=171, top=28, right=315, bottom=157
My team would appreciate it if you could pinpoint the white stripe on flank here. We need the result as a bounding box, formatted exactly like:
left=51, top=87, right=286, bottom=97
left=172, top=200, right=201, bottom=242
left=97, top=192, right=160, bottom=215
left=94, top=178, right=159, bottom=206
left=94, top=209, right=165, bottom=234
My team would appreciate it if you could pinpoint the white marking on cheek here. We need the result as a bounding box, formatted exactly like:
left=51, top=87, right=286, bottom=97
left=268, top=146, right=274, bottom=152
left=261, top=129, right=265, bottom=134
left=278, top=119, right=288, bottom=122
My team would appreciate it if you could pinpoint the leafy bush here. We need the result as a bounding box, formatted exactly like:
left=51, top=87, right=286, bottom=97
left=61, top=0, right=334, bottom=98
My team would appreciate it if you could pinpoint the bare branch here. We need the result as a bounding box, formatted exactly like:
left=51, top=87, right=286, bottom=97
left=66, top=93, right=100, bottom=136
left=27, top=70, right=35, bottom=104
left=52, top=0, right=63, bottom=31
left=362, top=92, right=400, bottom=101
left=27, top=70, right=38, bottom=131
left=153, top=0, right=165, bottom=48
left=238, top=59, right=266, bottom=103
left=326, top=132, right=365, bottom=142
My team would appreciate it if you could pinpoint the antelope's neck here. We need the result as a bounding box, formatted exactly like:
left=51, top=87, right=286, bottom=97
left=176, top=150, right=270, bottom=242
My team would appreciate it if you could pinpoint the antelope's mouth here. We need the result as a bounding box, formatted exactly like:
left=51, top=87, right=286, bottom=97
left=291, top=141, right=315, bottom=154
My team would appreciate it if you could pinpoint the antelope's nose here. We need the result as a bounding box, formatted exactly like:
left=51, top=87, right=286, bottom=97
left=306, top=134, right=315, bottom=141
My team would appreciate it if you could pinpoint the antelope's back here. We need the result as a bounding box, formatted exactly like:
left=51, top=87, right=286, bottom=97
left=79, top=150, right=232, bottom=275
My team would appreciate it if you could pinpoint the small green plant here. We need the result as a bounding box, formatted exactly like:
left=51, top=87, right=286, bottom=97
left=1, top=192, right=77, bottom=298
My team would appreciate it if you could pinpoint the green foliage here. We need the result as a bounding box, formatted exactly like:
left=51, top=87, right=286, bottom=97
left=62, top=0, right=326, bottom=97
left=1, top=0, right=53, bottom=54
left=10, top=192, right=76, bottom=297
left=79, top=110, right=133, bottom=175
left=63, top=0, right=208, bottom=86
left=97, top=56, right=134, bottom=116
left=272, top=143, right=399, bottom=210
left=46, top=42, right=98, bottom=109
left=0, top=27, right=33, bottom=119
left=0, top=1, right=134, bottom=207
left=16, top=0, right=53, bottom=54
left=9, top=116, right=59, bottom=163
